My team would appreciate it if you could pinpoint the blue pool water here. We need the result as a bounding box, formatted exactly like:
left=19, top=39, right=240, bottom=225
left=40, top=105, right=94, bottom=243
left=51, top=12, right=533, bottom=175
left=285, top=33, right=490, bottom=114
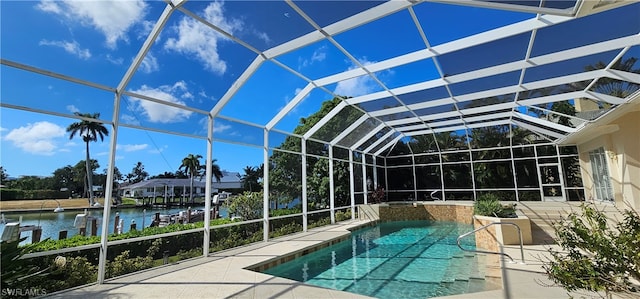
left=262, top=221, right=488, bottom=299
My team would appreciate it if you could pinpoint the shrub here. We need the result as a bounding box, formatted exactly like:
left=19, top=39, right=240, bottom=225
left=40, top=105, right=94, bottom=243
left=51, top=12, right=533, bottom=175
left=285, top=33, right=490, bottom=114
left=336, top=210, right=352, bottom=222
left=225, top=191, right=263, bottom=220
left=474, top=193, right=516, bottom=218
left=0, top=189, right=70, bottom=200
left=106, top=250, right=153, bottom=279
left=543, top=204, right=640, bottom=297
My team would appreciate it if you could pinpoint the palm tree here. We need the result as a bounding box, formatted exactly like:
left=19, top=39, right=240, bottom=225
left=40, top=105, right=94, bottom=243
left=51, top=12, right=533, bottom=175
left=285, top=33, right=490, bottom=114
left=241, top=165, right=264, bottom=192
left=179, top=154, right=202, bottom=205
left=66, top=112, right=109, bottom=206
left=208, top=159, right=224, bottom=183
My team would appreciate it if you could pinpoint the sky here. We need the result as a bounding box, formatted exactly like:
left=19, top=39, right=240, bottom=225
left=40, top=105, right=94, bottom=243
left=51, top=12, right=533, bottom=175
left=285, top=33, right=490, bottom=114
left=2, top=0, right=612, bottom=179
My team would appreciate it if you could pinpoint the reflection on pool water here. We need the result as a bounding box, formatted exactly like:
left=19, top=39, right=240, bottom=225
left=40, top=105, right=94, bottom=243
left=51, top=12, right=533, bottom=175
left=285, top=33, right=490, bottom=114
left=0, top=206, right=228, bottom=243
left=262, top=221, right=492, bottom=299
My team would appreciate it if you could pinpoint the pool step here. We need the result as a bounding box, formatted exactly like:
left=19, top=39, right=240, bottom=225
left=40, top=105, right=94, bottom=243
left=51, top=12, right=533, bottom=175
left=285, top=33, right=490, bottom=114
left=443, top=254, right=478, bottom=282
left=439, top=252, right=496, bottom=295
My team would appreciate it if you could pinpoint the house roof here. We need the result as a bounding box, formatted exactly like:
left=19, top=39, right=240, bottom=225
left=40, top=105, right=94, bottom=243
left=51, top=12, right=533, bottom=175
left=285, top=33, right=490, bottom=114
left=121, top=171, right=242, bottom=190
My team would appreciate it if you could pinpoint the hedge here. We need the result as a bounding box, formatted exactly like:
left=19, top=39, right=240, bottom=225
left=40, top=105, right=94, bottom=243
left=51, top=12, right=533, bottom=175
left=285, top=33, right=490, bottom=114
left=0, top=189, right=71, bottom=200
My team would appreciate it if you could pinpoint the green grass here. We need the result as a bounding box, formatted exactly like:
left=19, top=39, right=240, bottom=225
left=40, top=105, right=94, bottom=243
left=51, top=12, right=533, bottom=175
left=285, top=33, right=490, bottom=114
left=121, top=197, right=137, bottom=205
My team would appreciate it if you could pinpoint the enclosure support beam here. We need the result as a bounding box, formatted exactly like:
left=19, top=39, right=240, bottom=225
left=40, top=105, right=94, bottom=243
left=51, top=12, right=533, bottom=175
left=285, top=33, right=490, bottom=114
left=362, top=155, right=368, bottom=204
left=97, top=92, right=122, bottom=284
left=203, top=115, right=213, bottom=256
left=263, top=129, right=270, bottom=241
left=372, top=156, right=378, bottom=190
left=509, top=124, right=520, bottom=201
left=329, top=146, right=336, bottom=224
left=301, top=139, right=308, bottom=232
left=412, top=155, right=418, bottom=201
left=349, top=150, right=356, bottom=220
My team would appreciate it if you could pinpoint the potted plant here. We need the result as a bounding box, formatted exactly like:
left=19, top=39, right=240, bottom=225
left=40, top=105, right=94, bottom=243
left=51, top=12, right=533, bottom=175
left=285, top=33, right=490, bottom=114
left=474, top=193, right=517, bottom=218
left=370, top=187, right=385, bottom=204
left=473, top=193, right=532, bottom=249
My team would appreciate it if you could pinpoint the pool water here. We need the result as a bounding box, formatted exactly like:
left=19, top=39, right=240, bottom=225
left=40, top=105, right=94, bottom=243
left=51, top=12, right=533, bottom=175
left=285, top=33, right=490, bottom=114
left=262, top=221, right=490, bottom=299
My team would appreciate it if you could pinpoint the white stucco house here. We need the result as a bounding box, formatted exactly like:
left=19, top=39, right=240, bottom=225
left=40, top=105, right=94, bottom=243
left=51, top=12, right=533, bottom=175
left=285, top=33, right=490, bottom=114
left=119, top=171, right=242, bottom=199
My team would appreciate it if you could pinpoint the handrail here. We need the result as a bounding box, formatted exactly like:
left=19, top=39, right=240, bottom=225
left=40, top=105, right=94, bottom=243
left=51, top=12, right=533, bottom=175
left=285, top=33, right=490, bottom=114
left=457, top=221, right=525, bottom=264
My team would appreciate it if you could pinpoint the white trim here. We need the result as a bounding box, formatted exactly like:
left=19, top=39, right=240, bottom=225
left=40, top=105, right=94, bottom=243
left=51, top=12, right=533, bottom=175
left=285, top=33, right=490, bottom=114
left=303, top=101, right=347, bottom=139
left=350, top=124, right=385, bottom=151
left=330, top=115, right=369, bottom=146
left=266, top=83, right=314, bottom=129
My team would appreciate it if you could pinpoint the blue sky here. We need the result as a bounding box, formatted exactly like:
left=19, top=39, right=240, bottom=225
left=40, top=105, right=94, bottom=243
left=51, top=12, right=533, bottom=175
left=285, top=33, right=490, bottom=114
left=0, top=0, right=539, bottom=178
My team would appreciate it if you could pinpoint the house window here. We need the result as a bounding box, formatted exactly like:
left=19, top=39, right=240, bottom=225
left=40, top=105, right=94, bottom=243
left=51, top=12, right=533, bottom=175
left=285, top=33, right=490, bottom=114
left=588, top=147, right=614, bottom=201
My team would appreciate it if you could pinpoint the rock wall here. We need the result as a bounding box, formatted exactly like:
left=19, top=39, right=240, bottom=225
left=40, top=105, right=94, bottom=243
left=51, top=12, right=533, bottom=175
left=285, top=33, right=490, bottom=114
left=372, top=202, right=474, bottom=224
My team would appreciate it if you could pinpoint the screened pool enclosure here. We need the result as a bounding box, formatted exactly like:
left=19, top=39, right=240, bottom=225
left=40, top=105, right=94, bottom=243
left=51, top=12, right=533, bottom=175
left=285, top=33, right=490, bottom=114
left=1, top=0, right=639, bottom=285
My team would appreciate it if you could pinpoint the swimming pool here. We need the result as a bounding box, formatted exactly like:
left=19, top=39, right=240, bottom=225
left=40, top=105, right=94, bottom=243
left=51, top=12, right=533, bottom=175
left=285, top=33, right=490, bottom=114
left=261, top=221, right=494, bottom=298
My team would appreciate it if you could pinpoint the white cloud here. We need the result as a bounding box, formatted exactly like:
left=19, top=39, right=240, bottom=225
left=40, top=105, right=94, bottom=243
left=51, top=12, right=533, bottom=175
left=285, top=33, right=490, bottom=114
left=128, top=81, right=193, bottom=123
left=120, top=114, right=140, bottom=126
left=106, top=54, right=124, bottom=65
left=39, top=39, right=91, bottom=59
left=334, top=59, right=379, bottom=97
left=252, top=29, right=271, bottom=44
left=139, top=52, right=159, bottom=73
left=66, top=104, right=80, bottom=113
left=4, top=122, right=66, bottom=155
left=37, top=0, right=147, bottom=49
left=0, top=127, right=7, bottom=132
left=213, top=123, right=231, bottom=133
left=148, top=145, right=168, bottom=154
left=182, top=91, right=194, bottom=100
left=298, top=46, right=327, bottom=69
left=164, top=1, right=242, bottom=74
left=138, top=20, right=158, bottom=41
left=36, top=0, right=63, bottom=14
left=117, top=143, right=148, bottom=152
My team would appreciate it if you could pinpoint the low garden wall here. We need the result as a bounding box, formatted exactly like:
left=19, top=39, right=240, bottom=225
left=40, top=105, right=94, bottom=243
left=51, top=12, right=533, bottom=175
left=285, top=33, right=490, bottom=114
left=358, top=202, right=532, bottom=253
left=473, top=215, right=532, bottom=252
left=363, top=202, right=474, bottom=224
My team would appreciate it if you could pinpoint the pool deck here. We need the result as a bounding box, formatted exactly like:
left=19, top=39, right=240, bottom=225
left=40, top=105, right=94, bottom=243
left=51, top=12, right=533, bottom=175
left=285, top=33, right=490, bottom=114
left=48, top=219, right=604, bottom=299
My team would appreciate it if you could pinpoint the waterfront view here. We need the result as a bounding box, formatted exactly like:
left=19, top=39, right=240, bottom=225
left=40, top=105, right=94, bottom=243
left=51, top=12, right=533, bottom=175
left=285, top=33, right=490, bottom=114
left=0, top=206, right=229, bottom=243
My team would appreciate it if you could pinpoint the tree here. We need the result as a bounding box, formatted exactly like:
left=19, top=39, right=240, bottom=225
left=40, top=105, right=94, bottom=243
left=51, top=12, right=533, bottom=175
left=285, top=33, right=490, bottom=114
left=150, top=171, right=177, bottom=179
left=179, top=154, right=202, bottom=204
left=205, top=159, right=223, bottom=183
left=127, top=162, right=148, bottom=184
left=103, top=166, right=123, bottom=183
left=174, top=169, right=189, bottom=179
left=548, top=101, right=577, bottom=127
left=581, top=57, right=639, bottom=100
left=52, top=165, right=75, bottom=192
left=241, top=164, right=263, bottom=192
left=99, top=166, right=123, bottom=194
left=10, top=176, right=51, bottom=190
left=66, top=112, right=109, bottom=206
left=0, top=166, right=8, bottom=184
left=72, top=160, right=99, bottom=197
left=225, top=191, right=263, bottom=220
left=269, top=97, right=362, bottom=209
left=543, top=204, right=640, bottom=298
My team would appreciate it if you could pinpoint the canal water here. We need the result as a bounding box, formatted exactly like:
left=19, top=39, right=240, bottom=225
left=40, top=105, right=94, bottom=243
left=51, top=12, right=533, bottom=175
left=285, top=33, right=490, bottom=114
left=0, top=206, right=229, bottom=244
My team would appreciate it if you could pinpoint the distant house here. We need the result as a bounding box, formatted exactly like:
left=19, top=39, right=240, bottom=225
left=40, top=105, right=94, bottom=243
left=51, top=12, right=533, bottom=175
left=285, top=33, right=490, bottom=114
left=119, top=171, right=242, bottom=199
left=207, top=171, right=243, bottom=191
